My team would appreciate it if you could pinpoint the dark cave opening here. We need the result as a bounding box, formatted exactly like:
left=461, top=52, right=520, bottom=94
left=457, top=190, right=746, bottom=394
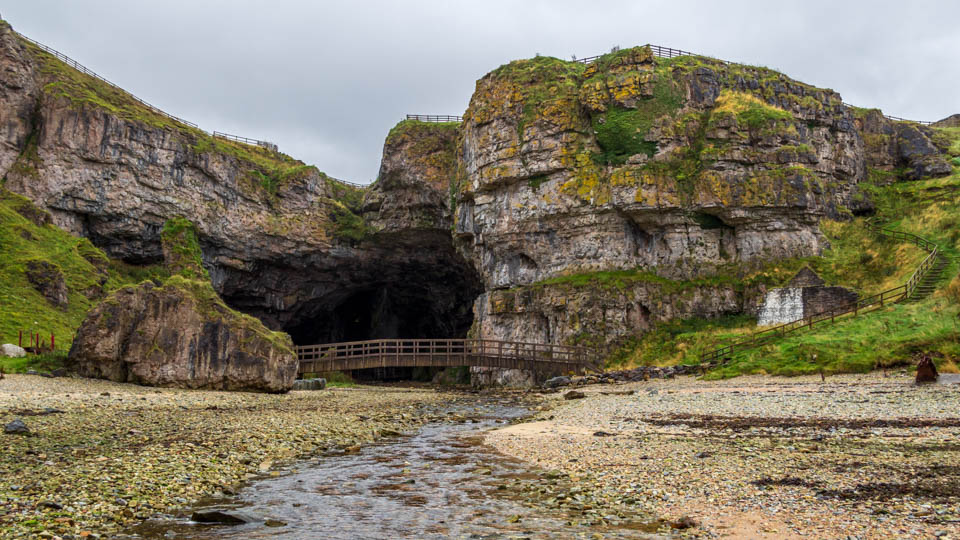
left=285, top=284, right=475, bottom=347
left=214, top=231, right=484, bottom=383
left=272, top=256, right=482, bottom=382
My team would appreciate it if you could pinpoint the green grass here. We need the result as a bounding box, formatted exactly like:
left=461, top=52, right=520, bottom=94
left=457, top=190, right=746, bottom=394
left=0, top=187, right=166, bottom=370
left=386, top=119, right=460, bottom=146
left=588, top=49, right=685, bottom=165
left=21, top=36, right=200, bottom=133
left=710, top=90, right=794, bottom=131
left=1, top=351, right=67, bottom=374
left=329, top=201, right=373, bottom=243
left=707, top=299, right=960, bottom=378
left=606, top=167, right=960, bottom=376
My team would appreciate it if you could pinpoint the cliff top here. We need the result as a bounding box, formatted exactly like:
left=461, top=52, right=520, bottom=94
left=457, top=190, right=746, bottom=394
left=3, top=20, right=361, bottom=203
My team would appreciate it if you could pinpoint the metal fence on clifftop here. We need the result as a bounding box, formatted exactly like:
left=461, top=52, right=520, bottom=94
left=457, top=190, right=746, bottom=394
left=405, top=114, right=463, bottom=123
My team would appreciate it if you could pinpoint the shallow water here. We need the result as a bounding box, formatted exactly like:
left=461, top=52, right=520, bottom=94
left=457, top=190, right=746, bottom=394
left=128, top=398, right=658, bottom=539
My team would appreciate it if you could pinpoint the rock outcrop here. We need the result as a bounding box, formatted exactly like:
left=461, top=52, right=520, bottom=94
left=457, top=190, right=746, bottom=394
left=24, top=259, right=68, bottom=308
left=362, top=119, right=459, bottom=233
left=451, top=47, right=878, bottom=349
left=854, top=108, right=953, bottom=180
left=67, top=277, right=297, bottom=392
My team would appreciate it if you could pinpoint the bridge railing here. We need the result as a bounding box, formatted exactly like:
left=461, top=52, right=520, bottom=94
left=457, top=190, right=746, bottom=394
left=296, top=338, right=600, bottom=375
left=698, top=223, right=942, bottom=365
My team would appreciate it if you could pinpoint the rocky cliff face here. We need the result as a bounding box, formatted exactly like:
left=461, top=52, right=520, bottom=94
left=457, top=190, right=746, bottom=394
left=362, top=119, right=459, bottom=232
left=0, top=21, right=480, bottom=348
left=3, top=17, right=954, bottom=378
left=451, top=46, right=943, bottom=349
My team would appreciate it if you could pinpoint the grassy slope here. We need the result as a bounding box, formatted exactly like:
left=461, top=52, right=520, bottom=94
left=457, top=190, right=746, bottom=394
left=0, top=188, right=166, bottom=369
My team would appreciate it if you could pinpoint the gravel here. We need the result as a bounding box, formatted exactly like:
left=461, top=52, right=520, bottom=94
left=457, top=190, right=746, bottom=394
left=0, top=374, right=449, bottom=538
left=487, top=373, right=960, bottom=539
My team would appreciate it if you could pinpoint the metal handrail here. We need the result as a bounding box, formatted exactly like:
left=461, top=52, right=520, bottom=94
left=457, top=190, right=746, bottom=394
left=405, top=114, right=463, bottom=123
left=212, top=131, right=277, bottom=151
left=328, top=177, right=369, bottom=189
left=698, top=223, right=944, bottom=364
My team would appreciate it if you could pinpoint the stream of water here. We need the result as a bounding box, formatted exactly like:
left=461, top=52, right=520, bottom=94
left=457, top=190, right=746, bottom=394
left=126, top=397, right=659, bottom=539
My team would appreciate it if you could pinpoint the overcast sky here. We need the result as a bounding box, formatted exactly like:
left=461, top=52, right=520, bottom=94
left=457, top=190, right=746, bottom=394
left=3, top=1, right=958, bottom=183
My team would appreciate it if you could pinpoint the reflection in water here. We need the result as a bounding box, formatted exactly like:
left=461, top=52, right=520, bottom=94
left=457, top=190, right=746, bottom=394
left=127, top=399, right=656, bottom=539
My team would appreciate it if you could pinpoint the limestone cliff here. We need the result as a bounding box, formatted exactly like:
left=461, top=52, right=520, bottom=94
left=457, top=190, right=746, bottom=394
left=362, top=119, right=459, bottom=232
left=450, top=46, right=948, bottom=349
left=853, top=108, right=953, bottom=180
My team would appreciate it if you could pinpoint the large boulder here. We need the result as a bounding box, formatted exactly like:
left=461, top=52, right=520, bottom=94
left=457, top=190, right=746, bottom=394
left=67, top=277, right=297, bottom=392
left=2, top=344, right=26, bottom=358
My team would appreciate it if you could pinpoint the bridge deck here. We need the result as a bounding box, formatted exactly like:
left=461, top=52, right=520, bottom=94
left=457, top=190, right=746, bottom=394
left=296, top=339, right=600, bottom=376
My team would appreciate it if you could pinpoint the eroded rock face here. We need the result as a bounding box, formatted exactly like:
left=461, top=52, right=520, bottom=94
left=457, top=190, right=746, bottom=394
left=451, top=47, right=877, bottom=348
left=363, top=120, right=458, bottom=233
left=456, top=50, right=867, bottom=291
left=24, top=259, right=68, bottom=308
left=67, top=278, right=297, bottom=392
left=474, top=280, right=756, bottom=348
left=854, top=109, right=953, bottom=180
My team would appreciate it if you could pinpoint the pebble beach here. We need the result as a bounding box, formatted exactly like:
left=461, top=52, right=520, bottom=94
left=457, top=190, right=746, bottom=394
left=487, top=374, right=960, bottom=539
left=0, top=375, right=450, bottom=539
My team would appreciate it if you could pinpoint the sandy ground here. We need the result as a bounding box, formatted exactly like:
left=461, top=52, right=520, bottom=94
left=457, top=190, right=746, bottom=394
left=487, top=373, right=960, bottom=539
left=0, top=374, right=450, bottom=539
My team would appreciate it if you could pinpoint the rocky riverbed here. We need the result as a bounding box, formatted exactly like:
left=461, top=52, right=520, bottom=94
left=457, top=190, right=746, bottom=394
left=487, top=374, right=960, bottom=539
left=0, top=375, right=451, bottom=539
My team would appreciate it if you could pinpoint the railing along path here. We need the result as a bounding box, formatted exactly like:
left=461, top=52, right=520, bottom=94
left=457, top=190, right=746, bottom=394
left=699, top=224, right=943, bottom=365
left=212, top=131, right=277, bottom=151
left=296, top=338, right=600, bottom=376
left=14, top=31, right=284, bottom=150
left=406, top=114, right=463, bottom=123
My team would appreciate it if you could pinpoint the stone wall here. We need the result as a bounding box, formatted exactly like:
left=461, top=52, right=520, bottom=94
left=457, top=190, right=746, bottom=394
left=757, top=285, right=858, bottom=326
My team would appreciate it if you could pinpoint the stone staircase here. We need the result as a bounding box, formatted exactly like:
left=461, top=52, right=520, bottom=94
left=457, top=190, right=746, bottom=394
left=906, top=253, right=950, bottom=302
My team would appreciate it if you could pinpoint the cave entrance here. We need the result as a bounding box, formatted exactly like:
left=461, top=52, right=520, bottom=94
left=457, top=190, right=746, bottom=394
left=284, top=271, right=481, bottom=382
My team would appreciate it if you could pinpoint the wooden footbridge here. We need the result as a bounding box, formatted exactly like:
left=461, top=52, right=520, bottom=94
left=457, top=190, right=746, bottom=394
left=295, top=339, right=601, bottom=376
